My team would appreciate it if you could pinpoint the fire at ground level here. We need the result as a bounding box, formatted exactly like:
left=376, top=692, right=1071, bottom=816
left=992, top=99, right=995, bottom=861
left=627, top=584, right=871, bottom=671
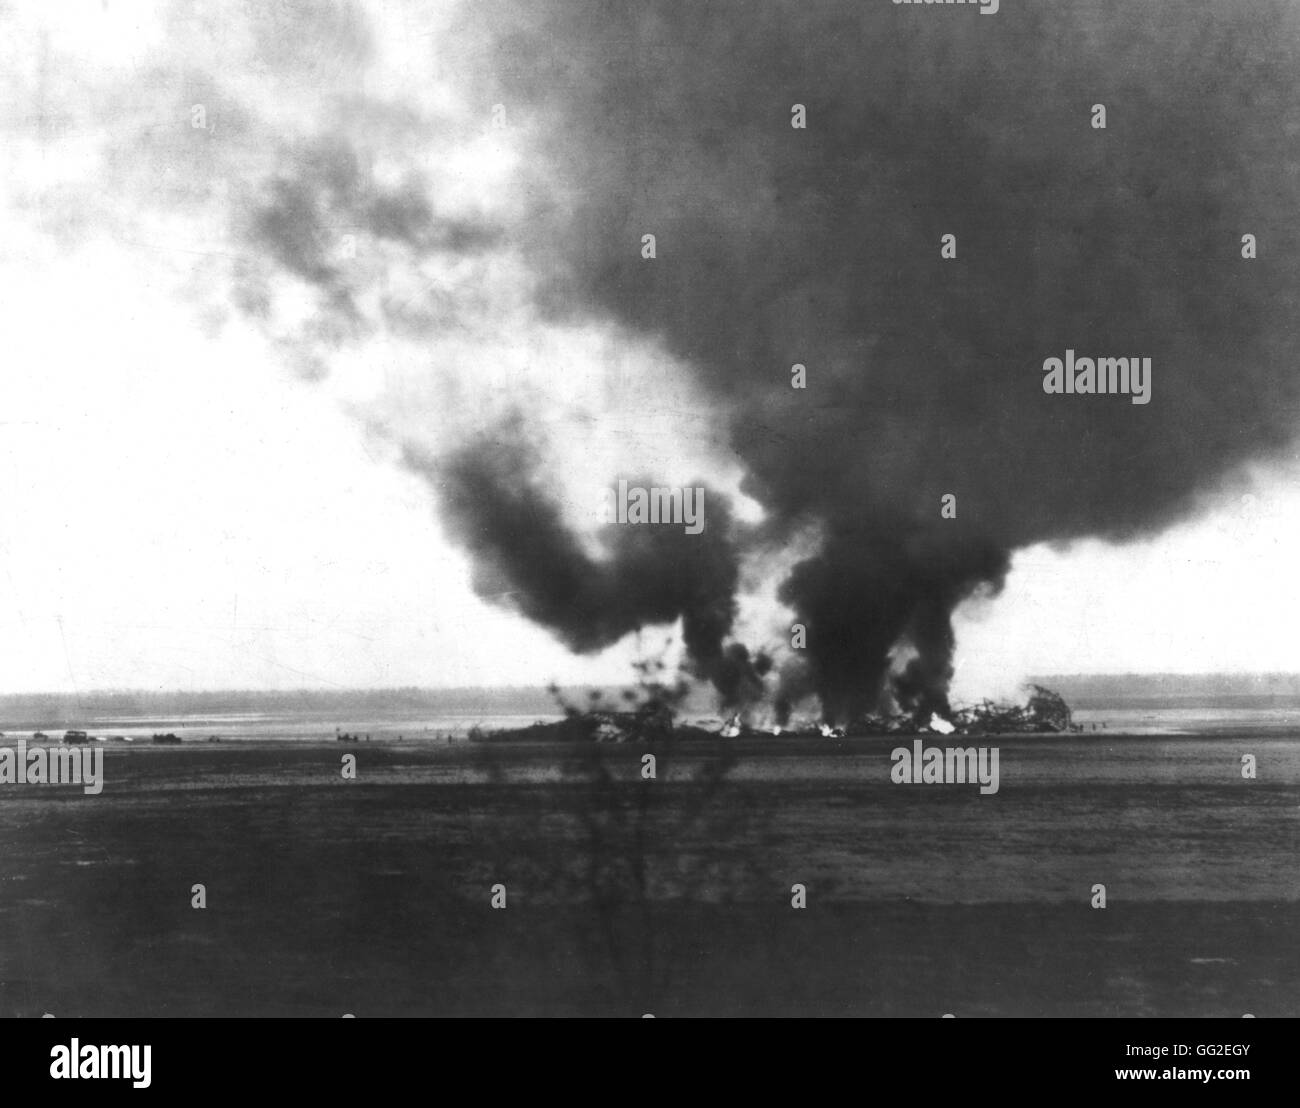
left=481, top=685, right=1077, bottom=743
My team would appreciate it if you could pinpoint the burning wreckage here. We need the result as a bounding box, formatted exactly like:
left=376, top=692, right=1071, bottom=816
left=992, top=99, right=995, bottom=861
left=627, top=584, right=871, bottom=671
left=487, top=684, right=1076, bottom=743
left=725, top=684, right=1076, bottom=739
left=945, top=685, right=1075, bottom=736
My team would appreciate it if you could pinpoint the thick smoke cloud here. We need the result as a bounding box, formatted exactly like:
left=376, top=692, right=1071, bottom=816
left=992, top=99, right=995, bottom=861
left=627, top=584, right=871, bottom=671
left=427, top=0, right=1300, bottom=720
left=171, top=1, right=1300, bottom=720
left=409, top=424, right=762, bottom=703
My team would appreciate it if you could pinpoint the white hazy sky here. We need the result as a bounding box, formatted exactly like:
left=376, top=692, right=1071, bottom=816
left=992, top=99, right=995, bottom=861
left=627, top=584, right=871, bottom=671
left=2, top=1, right=1299, bottom=699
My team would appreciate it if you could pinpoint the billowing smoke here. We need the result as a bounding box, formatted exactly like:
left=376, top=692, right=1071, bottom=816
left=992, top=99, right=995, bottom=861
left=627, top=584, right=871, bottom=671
left=406, top=424, right=763, bottom=703
left=413, top=0, right=1300, bottom=720
left=58, top=2, right=1297, bottom=720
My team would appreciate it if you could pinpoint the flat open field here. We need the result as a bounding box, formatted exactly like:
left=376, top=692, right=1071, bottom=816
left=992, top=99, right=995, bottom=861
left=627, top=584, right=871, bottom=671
left=1, top=734, right=1297, bottom=1016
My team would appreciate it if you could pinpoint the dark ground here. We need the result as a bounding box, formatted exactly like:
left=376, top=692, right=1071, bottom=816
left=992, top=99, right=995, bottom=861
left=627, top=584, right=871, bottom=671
left=1, top=741, right=1295, bottom=1016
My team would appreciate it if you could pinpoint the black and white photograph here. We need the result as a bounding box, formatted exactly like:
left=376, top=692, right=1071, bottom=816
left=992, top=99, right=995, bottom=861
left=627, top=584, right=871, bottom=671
left=1, top=0, right=1297, bottom=1054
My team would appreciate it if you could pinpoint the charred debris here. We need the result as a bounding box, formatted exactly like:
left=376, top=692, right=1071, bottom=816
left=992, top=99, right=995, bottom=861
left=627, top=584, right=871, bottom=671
left=475, top=669, right=1077, bottom=743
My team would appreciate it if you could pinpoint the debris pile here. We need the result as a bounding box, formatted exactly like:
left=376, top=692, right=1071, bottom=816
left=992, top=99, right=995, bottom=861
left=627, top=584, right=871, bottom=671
left=852, top=685, right=1074, bottom=736
left=474, top=681, right=1076, bottom=743
left=950, top=685, right=1074, bottom=734
left=730, top=685, right=1077, bottom=738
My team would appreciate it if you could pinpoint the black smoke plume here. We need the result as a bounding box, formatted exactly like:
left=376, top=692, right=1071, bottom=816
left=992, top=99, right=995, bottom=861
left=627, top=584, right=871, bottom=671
left=233, top=2, right=1300, bottom=722
left=407, top=425, right=765, bottom=706
left=434, top=0, right=1300, bottom=721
